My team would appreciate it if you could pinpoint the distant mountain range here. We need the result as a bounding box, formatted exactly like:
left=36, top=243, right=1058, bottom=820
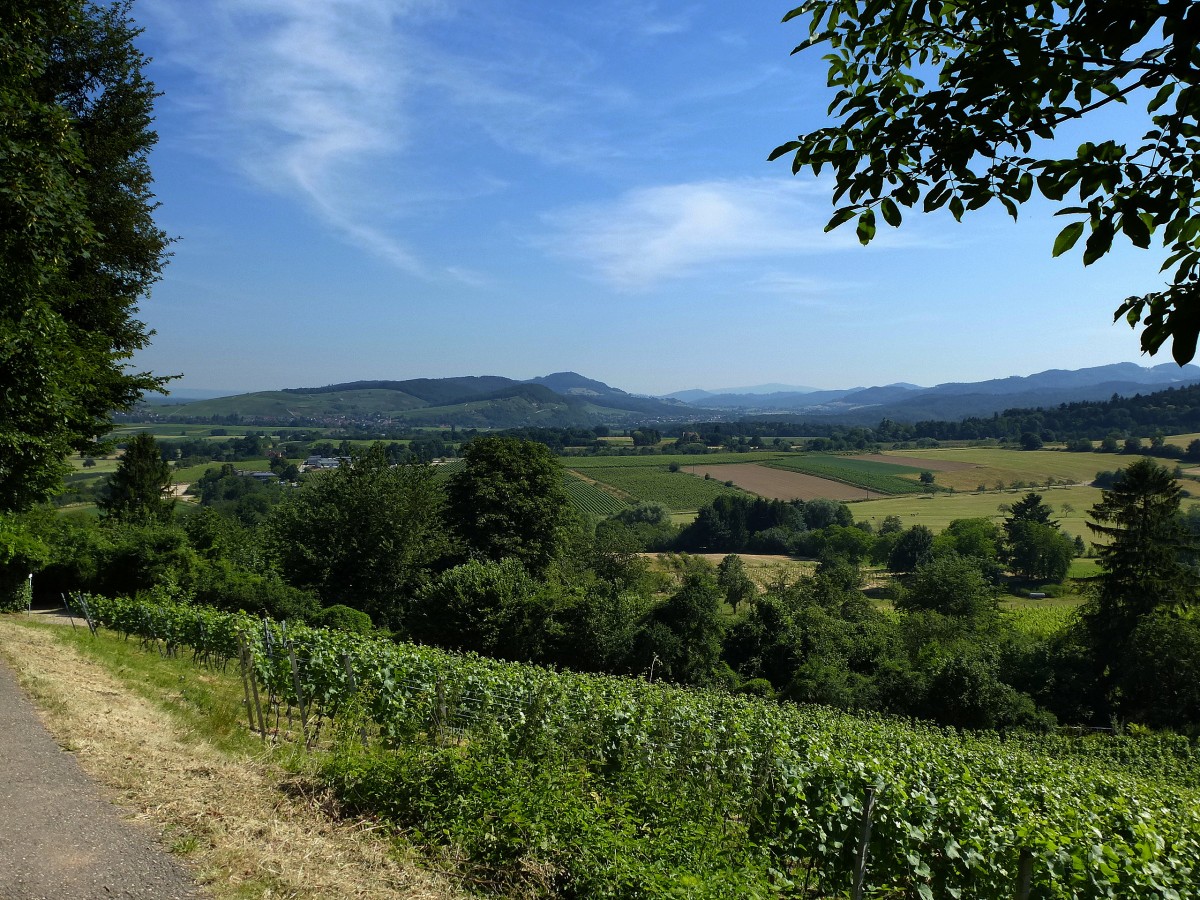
left=137, top=363, right=1200, bottom=429
left=670, top=363, right=1200, bottom=423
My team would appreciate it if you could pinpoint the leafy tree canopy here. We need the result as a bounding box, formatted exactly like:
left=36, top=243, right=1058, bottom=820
left=898, top=552, right=999, bottom=620
left=265, top=444, right=448, bottom=626
left=1007, top=520, right=1076, bottom=582
left=717, top=553, right=758, bottom=612
left=773, top=0, right=1200, bottom=362
left=888, top=524, right=934, bottom=573
left=1, top=1, right=171, bottom=512
left=935, top=517, right=1001, bottom=562
left=446, top=436, right=575, bottom=576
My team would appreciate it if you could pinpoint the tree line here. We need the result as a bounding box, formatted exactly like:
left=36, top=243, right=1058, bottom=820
left=6, top=432, right=1198, bottom=735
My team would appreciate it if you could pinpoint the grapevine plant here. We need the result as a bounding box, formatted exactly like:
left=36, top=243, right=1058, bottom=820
left=83, top=593, right=1200, bottom=899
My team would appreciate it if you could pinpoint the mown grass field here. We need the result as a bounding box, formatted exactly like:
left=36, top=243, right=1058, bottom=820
left=172, top=458, right=295, bottom=483
left=851, top=483, right=1105, bottom=542
left=67, top=455, right=121, bottom=474
left=874, top=447, right=1160, bottom=491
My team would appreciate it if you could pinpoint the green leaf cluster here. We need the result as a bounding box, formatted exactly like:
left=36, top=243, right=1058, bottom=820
left=775, top=0, right=1200, bottom=363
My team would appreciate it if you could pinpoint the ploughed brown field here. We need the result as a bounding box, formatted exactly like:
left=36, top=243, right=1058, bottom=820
left=688, top=464, right=887, bottom=501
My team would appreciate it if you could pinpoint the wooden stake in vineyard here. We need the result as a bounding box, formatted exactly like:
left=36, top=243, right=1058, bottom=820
left=851, top=789, right=876, bottom=900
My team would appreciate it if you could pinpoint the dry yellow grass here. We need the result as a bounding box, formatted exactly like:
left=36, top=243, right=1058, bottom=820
left=0, top=618, right=460, bottom=900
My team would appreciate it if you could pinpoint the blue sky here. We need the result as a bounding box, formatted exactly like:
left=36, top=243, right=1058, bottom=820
left=131, top=0, right=1171, bottom=398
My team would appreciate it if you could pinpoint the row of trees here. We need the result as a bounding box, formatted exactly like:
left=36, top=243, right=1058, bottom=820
left=21, top=424, right=1197, bottom=732
left=4, top=424, right=1198, bottom=731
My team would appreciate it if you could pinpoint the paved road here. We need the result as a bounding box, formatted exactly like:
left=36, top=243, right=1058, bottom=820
left=0, top=654, right=202, bottom=900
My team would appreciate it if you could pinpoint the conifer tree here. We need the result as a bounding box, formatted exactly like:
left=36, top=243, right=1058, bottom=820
left=98, top=433, right=174, bottom=523
left=1081, top=459, right=1198, bottom=715
left=1, top=1, right=170, bottom=512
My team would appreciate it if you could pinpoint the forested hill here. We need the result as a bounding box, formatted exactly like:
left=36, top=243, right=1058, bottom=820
left=143, top=373, right=689, bottom=427
left=910, top=382, right=1200, bottom=442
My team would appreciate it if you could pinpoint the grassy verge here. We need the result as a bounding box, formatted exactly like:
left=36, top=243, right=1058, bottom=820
left=0, top=615, right=457, bottom=900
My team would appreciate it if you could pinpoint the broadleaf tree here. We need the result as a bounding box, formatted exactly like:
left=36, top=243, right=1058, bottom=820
left=772, top=0, right=1200, bottom=362
left=446, top=436, right=575, bottom=576
left=265, top=444, right=449, bottom=626
left=0, top=0, right=170, bottom=513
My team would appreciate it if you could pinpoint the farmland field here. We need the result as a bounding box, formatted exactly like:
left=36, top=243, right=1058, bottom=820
left=566, top=451, right=790, bottom=469
left=67, top=455, right=120, bottom=474
left=688, top=464, right=883, bottom=500
left=765, top=454, right=931, bottom=494
left=567, top=465, right=744, bottom=511
left=563, top=472, right=630, bottom=517
left=647, top=552, right=816, bottom=590
left=851, top=483, right=1105, bottom=541
left=111, top=423, right=319, bottom=439
left=1165, top=432, right=1200, bottom=447
left=858, top=453, right=980, bottom=472
left=871, top=447, right=1161, bottom=491
left=1004, top=603, right=1080, bottom=637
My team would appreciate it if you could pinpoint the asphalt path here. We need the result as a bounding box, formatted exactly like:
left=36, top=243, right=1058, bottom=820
left=0, top=652, right=202, bottom=900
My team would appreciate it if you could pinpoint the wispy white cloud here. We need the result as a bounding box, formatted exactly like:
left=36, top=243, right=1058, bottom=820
left=541, top=177, right=910, bottom=289
left=745, top=271, right=869, bottom=306
left=623, top=1, right=692, bottom=38
left=144, top=0, right=657, bottom=270
left=146, top=0, right=438, bottom=273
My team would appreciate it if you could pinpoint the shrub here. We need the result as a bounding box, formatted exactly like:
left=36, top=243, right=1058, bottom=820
left=0, top=571, right=31, bottom=613
left=314, top=604, right=374, bottom=634
left=735, top=678, right=776, bottom=699
left=189, top=560, right=320, bottom=622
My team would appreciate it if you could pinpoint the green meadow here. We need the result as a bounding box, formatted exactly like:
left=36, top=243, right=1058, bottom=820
left=877, top=447, right=1160, bottom=491
left=850, top=483, right=1105, bottom=542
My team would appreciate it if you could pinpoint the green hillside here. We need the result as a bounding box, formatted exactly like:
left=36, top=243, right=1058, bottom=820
left=145, top=377, right=681, bottom=427
left=153, top=388, right=428, bottom=419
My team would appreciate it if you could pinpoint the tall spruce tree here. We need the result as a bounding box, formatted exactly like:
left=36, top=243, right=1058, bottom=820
left=1081, top=458, right=1199, bottom=716
left=98, top=432, right=173, bottom=523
